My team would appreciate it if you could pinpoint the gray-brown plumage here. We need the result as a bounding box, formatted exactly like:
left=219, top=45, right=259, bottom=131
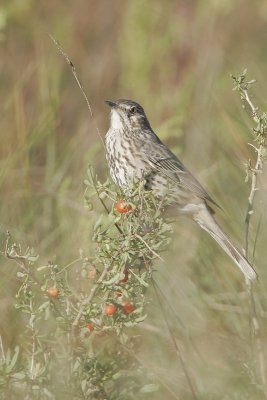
left=105, top=99, right=257, bottom=281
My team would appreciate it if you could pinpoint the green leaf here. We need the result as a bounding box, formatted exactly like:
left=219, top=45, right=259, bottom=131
left=129, top=269, right=149, bottom=287
left=37, top=265, right=49, bottom=271
left=99, top=191, right=107, bottom=199
left=123, top=321, right=136, bottom=328
left=102, top=273, right=121, bottom=286
left=38, top=301, right=50, bottom=312
left=29, top=313, right=36, bottom=327
left=94, top=215, right=103, bottom=230
left=12, top=372, right=25, bottom=380
left=135, top=314, right=147, bottom=323
left=27, top=254, right=39, bottom=263
left=17, top=271, right=26, bottom=278
left=73, top=359, right=81, bottom=372
left=6, top=346, right=19, bottom=373
left=5, top=349, right=11, bottom=364
left=81, top=378, right=87, bottom=393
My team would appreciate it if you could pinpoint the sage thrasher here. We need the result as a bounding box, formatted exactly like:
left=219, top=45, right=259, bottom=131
left=105, top=99, right=257, bottom=281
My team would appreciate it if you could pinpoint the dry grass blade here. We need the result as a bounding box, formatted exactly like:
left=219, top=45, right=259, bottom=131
left=48, top=34, right=105, bottom=147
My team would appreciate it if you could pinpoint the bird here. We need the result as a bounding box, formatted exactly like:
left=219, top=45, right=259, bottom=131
left=104, top=99, right=257, bottom=281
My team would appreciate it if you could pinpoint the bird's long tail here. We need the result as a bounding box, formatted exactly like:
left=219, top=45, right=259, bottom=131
left=193, top=205, right=257, bottom=281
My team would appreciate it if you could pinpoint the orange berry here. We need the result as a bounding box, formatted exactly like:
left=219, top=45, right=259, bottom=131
left=47, top=287, right=60, bottom=298
left=85, top=323, right=94, bottom=332
left=105, top=303, right=117, bottom=316
left=115, top=200, right=132, bottom=214
left=122, top=301, right=135, bottom=314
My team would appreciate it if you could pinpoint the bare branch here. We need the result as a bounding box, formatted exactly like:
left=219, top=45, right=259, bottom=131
left=49, top=34, right=105, bottom=147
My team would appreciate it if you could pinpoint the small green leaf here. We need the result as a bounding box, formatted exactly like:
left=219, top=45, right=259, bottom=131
left=12, top=372, right=25, bottom=380
left=6, top=346, right=19, bottom=373
left=27, top=254, right=39, bottom=263
left=135, top=314, right=147, bottom=323
left=37, top=265, right=48, bottom=271
left=94, top=216, right=103, bottom=230
left=102, top=273, right=121, bottom=285
left=129, top=270, right=149, bottom=287
left=38, top=301, right=50, bottom=312
left=17, top=272, right=26, bottom=278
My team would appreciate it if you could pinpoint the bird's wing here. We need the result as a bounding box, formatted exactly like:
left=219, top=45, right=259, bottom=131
left=147, top=146, right=219, bottom=208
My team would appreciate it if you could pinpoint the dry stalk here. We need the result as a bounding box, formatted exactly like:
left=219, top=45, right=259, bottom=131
left=49, top=34, right=105, bottom=148
left=233, top=73, right=267, bottom=396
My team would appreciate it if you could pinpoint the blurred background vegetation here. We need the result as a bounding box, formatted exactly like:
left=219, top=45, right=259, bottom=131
left=1, top=0, right=267, bottom=398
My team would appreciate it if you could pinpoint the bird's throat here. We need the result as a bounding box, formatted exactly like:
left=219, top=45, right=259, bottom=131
left=110, top=110, right=124, bottom=131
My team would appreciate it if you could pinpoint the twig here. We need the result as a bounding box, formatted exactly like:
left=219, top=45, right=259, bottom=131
left=244, top=143, right=263, bottom=256
left=29, top=298, right=36, bottom=381
left=233, top=72, right=267, bottom=397
left=0, top=232, right=42, bottom=286
left=0, top=336, right=5, bottom=362
left=252, top=216, right=262, bottom=264
left=87, top=167, right=123, bottom=234
left=71, top=258, right=114, bottom=336
left=48, top=34, right=105, bottom=148
left=134, top=233, right=164, bottom=261
left=240, top=85, right=263, bottom=255
left=241, top=87, right=266, bottom=394
left=30, top=335, right=36, bottom=381
left=243, top=88, right=259, bottom=121
left=56, top=257, right=82, bottom=275
left=152, top=278, right=198, bottom=400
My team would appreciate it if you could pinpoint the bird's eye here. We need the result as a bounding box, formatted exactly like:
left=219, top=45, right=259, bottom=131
left=129, top=106, right=137, bottom=115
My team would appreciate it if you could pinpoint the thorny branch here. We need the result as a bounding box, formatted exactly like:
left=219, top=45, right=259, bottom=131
left=232, top=72, right=266, bottom=257
left=232, top=71, right=267, bottom=397
left=0, top=231, right=42, bottom=286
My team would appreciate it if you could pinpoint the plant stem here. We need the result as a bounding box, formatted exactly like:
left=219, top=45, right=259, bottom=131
left=71, top=258, right=114, bottom=336
left=234, top=75, right=267, bottom=397
left=152, top=278, right=198, bottom=400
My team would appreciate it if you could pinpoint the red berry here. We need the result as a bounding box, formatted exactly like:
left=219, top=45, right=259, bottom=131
left=47, top=287, right=60, bottom=298
left=105, top=304, right=117, bottom=316
left=115, top=200, right=132, bottom=214
left=85, top=323, right=94, bottom=332
left=122, top=301, right=135, bottom=314
left=119, top=270, right=129, bottom=284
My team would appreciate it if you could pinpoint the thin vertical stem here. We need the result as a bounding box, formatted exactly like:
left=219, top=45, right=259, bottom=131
left=233, top=75, right=267, bottom=397
left=0, top=336, right=5, bottom=362
left=152, top=278, right=198, bottom=400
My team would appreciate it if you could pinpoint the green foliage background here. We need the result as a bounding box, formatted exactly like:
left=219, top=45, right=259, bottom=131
left=1, top=0, right=267, bottom=398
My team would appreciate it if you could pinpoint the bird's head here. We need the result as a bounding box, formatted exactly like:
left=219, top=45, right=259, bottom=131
left=105, top=99, right=151, bottom=132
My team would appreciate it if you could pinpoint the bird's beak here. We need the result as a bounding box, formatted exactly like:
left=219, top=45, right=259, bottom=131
left=105, top=100, right=117, bottom=108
